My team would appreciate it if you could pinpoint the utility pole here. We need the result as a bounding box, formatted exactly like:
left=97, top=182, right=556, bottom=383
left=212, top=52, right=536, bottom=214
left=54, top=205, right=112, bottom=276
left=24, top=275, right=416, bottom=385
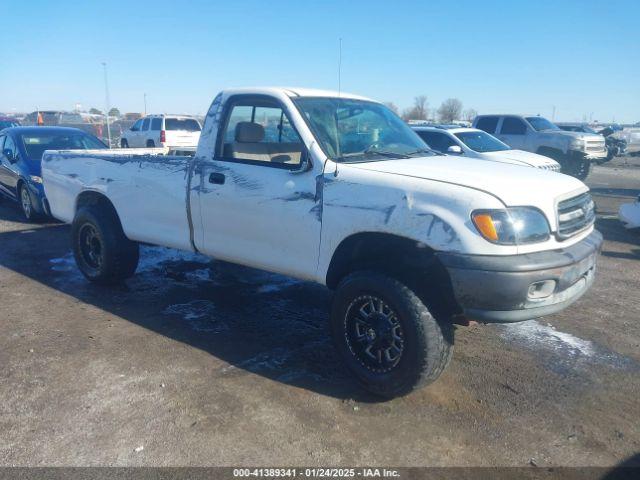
left=102, top=62, right=112, bottom=148
left=338, top=37, right=342, bottom=96
left=144, top=93, right=147, bottom=115
left=551, top=105, right=556, bottom=121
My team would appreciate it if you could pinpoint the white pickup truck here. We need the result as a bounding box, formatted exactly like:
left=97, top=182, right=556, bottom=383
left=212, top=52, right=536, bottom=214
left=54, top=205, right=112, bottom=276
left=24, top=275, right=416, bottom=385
left=42, top=88, right=602, bottom=398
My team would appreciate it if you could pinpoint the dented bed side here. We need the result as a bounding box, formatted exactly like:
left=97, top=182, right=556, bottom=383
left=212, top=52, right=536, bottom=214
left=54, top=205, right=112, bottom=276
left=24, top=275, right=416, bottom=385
left=43, top=150, right=195, bottom=252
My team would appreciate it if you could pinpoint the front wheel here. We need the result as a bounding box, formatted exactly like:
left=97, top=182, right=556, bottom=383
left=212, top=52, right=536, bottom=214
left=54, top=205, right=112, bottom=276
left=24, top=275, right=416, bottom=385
left=72, top=205, right=139, bottom=284
left=19, top=184, right=39, bottom=222
left=330, top=271, right=453, bottom=398
left=558, top=154, right=592, bottom=180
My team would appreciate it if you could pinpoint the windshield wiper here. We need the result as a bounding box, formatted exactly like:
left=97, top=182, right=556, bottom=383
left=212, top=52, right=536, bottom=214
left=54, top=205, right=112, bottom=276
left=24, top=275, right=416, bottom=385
left=404, top=147, right=441, bottom=156
left=337, top=149, right=411, bottom=161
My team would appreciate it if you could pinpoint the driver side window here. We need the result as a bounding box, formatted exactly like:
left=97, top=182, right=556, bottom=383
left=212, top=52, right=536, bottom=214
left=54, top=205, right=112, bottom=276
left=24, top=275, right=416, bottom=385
left=131, top=119, right=143, bottom=132
left=416, top=131, right=456, bottom=153
left=220, top=99, right=304, bottom=168
left=2, top=135, right=17, bottom=160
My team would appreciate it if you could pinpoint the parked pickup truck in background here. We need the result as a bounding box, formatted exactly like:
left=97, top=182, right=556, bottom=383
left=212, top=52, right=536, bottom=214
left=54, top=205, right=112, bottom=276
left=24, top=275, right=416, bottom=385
left=473, top=114, right=606, bottom=180
left=42, top=88, right=602, bottom=398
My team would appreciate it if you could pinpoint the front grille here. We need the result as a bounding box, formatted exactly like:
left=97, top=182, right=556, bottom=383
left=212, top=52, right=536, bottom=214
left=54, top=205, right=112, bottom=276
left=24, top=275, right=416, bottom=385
left=586, top=140, right=605, bottom=152
left=538, top=164, right=561, bottom=172
left=557, top=192, right=595, bottom=239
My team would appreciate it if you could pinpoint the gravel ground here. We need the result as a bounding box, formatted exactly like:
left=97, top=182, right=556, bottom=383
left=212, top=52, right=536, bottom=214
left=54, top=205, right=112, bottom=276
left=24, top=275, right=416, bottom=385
left=0, top=157, right=638, bottom=468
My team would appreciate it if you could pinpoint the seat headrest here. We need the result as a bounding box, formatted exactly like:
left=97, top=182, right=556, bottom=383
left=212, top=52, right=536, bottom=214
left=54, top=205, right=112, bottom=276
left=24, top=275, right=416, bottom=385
left=235, top=122, right=265, bottom=143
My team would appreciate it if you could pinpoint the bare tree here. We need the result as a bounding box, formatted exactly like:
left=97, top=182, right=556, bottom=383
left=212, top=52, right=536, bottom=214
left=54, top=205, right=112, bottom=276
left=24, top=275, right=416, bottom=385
left=401, top=95, right=429, bottom=121
left=383, top=102, right=399, bottom=115
left=437, top=98, right=463, bottom=123
left=463, top=108, right=478, bottom=123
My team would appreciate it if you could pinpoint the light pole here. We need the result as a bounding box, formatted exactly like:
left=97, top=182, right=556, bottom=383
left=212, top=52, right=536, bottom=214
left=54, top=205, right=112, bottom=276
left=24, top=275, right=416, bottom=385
left=101, top=62, right=112, bottom=148
left=144, top=93, right=147, bottom=115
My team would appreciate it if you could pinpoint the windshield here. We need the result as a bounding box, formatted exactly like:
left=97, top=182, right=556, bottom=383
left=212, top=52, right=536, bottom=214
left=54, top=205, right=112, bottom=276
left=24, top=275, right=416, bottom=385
left=165, top=118, right=201, bottom=131
left=293, top=97, right=433, bottom=162
left=454, top=131, right=511, bottom=152
left=0, top=121, right=18, bottom=130
left=20, top=132, right=107, bottom=160
left=560, top=125, right=598, bottom=134
left=525, top=116, right=559, bottom=131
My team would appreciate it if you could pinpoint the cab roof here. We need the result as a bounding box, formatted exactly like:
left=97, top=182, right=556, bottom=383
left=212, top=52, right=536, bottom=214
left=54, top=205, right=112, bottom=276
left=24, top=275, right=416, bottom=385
left=219, top=87, right=375, bottom=102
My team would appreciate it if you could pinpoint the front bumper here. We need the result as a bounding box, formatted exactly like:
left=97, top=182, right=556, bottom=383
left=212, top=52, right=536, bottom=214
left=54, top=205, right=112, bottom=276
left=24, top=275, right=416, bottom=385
left=578, top=149, right=607, bottom=160
left=437, top=230, right=603, bottom=323
left=26, top=182, right=48, bottom=216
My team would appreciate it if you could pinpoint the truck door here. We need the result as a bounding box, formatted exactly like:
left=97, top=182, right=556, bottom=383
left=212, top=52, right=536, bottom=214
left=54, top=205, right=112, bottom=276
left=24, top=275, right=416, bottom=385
left=192, top=95, right=322, bottom=281
left=497, top=116, right=528, bottom=150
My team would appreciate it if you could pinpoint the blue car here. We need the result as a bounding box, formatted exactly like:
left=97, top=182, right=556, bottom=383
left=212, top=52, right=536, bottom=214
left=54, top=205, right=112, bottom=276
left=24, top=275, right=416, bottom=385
left=0, top=127, right=107, bottom=221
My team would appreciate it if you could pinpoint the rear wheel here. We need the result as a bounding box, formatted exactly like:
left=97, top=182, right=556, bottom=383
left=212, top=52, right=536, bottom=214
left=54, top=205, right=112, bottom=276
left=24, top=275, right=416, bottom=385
left=72, top=205, right=139, bottom=284
left=330, top=271, right=453, bottom=398
left=120, top=139, right=129, bottom=148
left=146, top=140, right=155, bottom=148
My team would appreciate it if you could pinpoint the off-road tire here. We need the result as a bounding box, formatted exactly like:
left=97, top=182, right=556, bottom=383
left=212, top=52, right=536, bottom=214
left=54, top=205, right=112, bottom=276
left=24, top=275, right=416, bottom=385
left=71, top=205, right=139, bottom=284
left=330, top=271, right=453, bottom=399
left=566, top=157, right=592, bottom=180
left=543, top=149, right=592, bottom=180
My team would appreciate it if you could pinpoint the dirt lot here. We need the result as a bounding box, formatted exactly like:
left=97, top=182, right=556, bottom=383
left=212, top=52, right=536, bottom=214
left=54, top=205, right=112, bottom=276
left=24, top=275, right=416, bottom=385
left=0, top=158, right=639, bottom=468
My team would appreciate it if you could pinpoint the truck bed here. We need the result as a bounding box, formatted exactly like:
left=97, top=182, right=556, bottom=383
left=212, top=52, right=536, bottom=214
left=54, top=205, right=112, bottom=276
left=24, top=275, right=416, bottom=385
left=42, top=149, right=196, bottom=252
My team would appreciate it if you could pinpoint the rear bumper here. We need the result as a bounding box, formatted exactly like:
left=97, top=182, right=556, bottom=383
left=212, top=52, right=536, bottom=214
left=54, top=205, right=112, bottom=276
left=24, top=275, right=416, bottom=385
left=436, top=230, right=603, bottom=323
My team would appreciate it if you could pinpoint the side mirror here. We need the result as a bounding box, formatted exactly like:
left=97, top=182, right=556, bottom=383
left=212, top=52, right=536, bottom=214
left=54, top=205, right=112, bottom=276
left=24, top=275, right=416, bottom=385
left=2, top=149, right=15, bottom=163
left=290, top=149, right=313, bottom=174
left=447, top=145, right=463, bottom=155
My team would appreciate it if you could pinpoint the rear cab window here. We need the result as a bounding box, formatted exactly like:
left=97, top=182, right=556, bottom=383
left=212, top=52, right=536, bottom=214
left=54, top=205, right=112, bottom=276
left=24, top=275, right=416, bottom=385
left=475, top=116, right=499, bottom=134
left=165, top=118, right=201, bottom=131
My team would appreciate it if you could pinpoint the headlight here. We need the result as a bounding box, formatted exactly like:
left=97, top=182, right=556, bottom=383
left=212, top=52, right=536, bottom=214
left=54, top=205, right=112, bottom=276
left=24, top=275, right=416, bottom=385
left=569, top=138, right=585, bottom=150
left=472, top=208, right=550, bottom=245
left=29, top=175, right=43, bottom=184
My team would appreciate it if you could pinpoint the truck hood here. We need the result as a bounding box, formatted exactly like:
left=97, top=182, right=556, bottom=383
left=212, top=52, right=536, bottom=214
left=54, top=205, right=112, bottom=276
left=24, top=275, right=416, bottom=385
left=539, top=130, right=604, bottom=142
left=480, top=149, right=559, bottom=168
left=344, top=155, right=586, bottom=208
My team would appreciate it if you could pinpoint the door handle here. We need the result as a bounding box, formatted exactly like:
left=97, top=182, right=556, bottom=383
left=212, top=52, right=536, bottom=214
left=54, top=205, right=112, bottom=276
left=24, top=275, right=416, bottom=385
left=208, top=172, right=225, bottom=185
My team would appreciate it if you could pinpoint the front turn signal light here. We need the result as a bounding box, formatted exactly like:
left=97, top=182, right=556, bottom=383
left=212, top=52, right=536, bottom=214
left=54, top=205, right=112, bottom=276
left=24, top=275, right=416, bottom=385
left=472, top=212, right=499, bottom=242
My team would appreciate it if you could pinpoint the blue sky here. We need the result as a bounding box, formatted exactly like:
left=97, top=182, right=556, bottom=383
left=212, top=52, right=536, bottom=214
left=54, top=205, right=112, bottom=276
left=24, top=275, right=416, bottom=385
left=2, top=0, right=639, bottom=123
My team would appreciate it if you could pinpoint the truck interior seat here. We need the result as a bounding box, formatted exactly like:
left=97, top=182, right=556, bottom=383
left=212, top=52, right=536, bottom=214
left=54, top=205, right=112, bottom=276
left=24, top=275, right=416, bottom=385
left=225, top=122, right=302, bottom=165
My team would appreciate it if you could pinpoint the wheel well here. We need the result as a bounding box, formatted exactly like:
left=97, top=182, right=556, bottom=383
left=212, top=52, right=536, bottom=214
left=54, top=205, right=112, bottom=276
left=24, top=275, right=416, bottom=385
left=326, top=232, right=461, bottom=319
left=75, top=191, right=123, bottom=227
left=537, top=146, right=564, bottom=159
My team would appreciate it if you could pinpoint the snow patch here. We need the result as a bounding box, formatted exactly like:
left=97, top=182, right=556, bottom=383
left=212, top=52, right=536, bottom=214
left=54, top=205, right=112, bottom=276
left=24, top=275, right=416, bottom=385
left=501, top=320, right=594, bottom=357
left=49, top=253, right=76, bottom=272
left=136, top=246, right=209, bottom=272
left=162, top=300, right=227, bottom=333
